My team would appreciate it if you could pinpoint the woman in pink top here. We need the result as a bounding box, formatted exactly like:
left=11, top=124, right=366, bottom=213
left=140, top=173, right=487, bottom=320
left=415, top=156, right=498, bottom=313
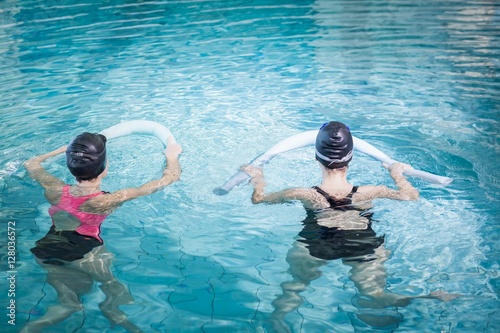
left=23, top=132, right=182, bottom=333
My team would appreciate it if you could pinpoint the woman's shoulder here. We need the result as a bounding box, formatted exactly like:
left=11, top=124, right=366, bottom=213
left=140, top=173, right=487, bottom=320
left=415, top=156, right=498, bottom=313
left=286, top=187, right=334, bottom=210
left=352, top=184, right=389, bottom=201
left=81, top=191, right=117, bottom=214
left=285, top=187, right=323, bottom=198
left=43, top=184, right=66, bottom=205
left=355, top=185, right=382, bottom=193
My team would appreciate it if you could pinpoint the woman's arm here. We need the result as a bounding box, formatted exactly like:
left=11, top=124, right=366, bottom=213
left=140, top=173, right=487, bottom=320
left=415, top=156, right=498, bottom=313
left=386, top=162, right=420, bottom=200
left=355, top=163, right=419, bottom=201
left=24, top=146, right=67, bottom=191
left=95, top=138, right=182, bottom=210
left=242, top=165, right=314, bottom=206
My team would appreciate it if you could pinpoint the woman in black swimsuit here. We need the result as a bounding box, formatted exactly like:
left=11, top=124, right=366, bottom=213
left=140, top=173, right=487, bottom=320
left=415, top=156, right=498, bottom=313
left=243, top=122, right=456, bottom=331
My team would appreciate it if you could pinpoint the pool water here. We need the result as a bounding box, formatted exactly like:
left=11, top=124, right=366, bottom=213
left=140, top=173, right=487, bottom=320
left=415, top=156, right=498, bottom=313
left=1, top=0, right=499, bottom=332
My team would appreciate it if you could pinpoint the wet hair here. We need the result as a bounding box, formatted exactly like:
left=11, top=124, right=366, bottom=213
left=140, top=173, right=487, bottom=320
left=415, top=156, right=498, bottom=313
left=66, top=133, right=107, bottom=182
left=315, top=121, right=353, bottom=169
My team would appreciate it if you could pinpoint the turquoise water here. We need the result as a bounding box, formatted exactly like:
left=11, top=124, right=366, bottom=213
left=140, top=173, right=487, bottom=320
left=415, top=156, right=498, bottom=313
left=0, top=0, right=499, bottom=332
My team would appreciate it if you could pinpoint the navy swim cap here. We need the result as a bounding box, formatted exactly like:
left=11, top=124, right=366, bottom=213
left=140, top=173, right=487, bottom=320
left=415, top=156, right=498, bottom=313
left=66, top=133, right=107, bottom=181
left=315, top=121, right=353, bottom=169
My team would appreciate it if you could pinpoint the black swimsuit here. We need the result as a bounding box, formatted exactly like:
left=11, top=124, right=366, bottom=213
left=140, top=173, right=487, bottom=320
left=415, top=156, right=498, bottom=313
left=298, top=186, right=384, bottom=262
left=31, top=226, right=103, bottom=264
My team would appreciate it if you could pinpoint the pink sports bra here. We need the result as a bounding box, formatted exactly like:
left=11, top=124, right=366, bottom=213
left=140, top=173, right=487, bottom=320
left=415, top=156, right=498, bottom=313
left=48, top=185, right=108, bottom=241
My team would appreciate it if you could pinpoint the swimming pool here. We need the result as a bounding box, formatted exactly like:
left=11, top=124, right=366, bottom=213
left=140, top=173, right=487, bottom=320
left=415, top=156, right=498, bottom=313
left=1, top=0, right=498, bottom=332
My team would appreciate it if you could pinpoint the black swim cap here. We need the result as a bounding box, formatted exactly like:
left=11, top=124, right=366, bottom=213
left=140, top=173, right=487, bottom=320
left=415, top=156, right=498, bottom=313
left=315, top=121, right=353, bottom=169
left=66, top=133, right=107, bottom=181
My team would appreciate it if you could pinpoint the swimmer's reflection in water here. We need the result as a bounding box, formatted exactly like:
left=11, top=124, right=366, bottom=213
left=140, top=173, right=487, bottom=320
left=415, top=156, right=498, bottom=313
left=22, top=132, right=182, bottom=333
left=243, top=122, right=459, bottom=332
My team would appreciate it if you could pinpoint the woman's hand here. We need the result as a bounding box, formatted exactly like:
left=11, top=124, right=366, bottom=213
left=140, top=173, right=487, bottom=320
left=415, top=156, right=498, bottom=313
left=241, top=165, right=263, bottom=178
left=24, top=145, right=67, bottom=191
left=379, top=162, right=419, bottom=200
left=383, top=162, right=413, bottom=177
left=164, top=137, right=182, bottom=161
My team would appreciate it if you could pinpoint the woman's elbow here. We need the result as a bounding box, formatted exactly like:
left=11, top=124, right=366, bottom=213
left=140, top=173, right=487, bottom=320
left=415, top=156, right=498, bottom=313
left=402, top=190, right=419, bottom=201
left=251, top=194, right=264, bottom=204
left=171, top=171, right=181, bottom=183
left=24, top=159, right=40, bottom=171
left=170, top=172, right=181, bottom=183
left=163, top=170, right=181, bottom=185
